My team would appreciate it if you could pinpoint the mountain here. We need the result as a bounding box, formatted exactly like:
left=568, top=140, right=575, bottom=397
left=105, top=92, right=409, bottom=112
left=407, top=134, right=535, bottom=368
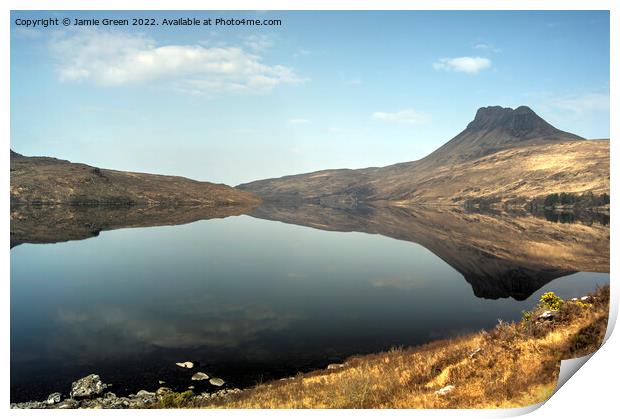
left=421, top=105, right=584, bottom=166
left=238, top=106, right=609, bottom=207
left=10, top=151, right=260, bottom=207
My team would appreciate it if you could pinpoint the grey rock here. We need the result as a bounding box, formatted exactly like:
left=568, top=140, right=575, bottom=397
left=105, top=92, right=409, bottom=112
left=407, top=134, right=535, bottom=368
left=70, top=374, right=107, bottom=399
left=46, top=392, right=62, bottom=405
left=191, top=372, right=210, bottom=381
left=327, top=363, right=344, bottom=370
left=11, top=401, right=46, bottom=409
left=136, top=390, right=156, bottom=397
left=435, top=385, right=455, bottom=396
left=209, top=377, right=225, bottom=387
left=175, top=361, right=194, bottom=369
left=537, top=310, right=558, bottom=321
left=57, top=399, right=80, bottom=409
left=156, top=387, right=172, bottom=397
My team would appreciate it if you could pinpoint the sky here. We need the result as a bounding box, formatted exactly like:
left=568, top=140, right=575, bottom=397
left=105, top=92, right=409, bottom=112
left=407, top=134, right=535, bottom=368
left=10, top=10, right=610, bottom=185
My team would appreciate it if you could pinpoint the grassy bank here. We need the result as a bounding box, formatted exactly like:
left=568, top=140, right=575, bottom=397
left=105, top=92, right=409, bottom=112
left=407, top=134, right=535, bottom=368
left=166, top=286, right=609, bottom=409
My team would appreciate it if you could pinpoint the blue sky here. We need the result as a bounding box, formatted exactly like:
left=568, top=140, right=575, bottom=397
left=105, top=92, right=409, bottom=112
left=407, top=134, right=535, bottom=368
left=11, top=10, right=610, bottom=185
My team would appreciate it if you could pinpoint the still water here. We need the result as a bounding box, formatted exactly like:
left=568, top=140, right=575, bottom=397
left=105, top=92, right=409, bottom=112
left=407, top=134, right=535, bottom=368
left=10, top=212, right=609, bottom=402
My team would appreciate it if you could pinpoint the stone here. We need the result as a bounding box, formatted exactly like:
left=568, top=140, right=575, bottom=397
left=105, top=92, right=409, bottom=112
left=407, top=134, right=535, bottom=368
left=327, top=363, right=344, bottom=370
left=57, top=399, right=80, bottom=409
left=136, top=390, right=156, bottom=397
left=70, top=374, right=107, bottom=399
left=537, top=310, right=557, bottom=321
left=176, top=361, right=194, bottom=369
left=209, top=377, right=225, bottom=387
left=156, top=387, right=172, bottom=397
left=435, top=385, right=455, bottom=396
left=581, top=296, right=591, bottom=301
left=46, top=392, right=62, bottom=405
left=158, top=380, right=166, bottom=385
left=188, top=386, right=195, bottom=390
left=11, top=401, right=46, bottom=409
left=191, top=372, right=210, bottom=381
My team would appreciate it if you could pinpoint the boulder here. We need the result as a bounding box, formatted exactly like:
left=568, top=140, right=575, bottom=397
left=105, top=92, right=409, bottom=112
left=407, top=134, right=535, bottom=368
left=70, top=374, right=107, bottom=399
left=136, top=390, right=156, bottom=397
left=327, top=363, right=344, bottom=370
left=57, top=399, right=80, bottom=409
left=537, top=310, right=558, bottom=321
left=46, top=392, right=62, bottom=405
left=175, top=361, right=194, bottom=369
left=156, top=387, right=172, bottom=397
left=435, top=385, right=455, bottom=396
left=191, top=372, right=210, bottom=381
left=209, top=378, right=225, bottom=387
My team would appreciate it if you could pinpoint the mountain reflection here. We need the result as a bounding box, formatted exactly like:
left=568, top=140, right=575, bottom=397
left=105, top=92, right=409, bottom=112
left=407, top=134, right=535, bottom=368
left=10, top=203, right=609, bottom=300
left=248, top=202, right=609, bottom=300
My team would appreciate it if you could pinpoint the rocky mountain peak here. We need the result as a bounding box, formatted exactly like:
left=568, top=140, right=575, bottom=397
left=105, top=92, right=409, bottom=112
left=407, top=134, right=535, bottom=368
left=466, top=105, right=557, bottom=138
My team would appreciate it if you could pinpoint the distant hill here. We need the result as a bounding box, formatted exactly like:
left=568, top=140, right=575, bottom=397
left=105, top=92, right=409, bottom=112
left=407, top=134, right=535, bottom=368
left=10, top=151, right=260, bottom=207
left=238, top=106, right=609, bottom=208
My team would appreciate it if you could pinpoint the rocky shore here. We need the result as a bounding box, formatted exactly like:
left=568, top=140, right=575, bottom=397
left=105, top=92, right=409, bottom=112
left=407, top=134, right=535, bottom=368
left=11, top=288, right=609, bottom=409
left=11, top=373, right=241, bottom=409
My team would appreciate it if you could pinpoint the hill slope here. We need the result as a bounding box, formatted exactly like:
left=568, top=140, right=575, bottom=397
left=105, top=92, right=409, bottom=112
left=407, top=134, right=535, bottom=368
left=10, top=151, right=260, bottom=207
left=238, top=106, right=608, bottom=207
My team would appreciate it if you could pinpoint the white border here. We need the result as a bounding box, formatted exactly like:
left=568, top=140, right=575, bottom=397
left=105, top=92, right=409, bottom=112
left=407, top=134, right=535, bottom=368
left=2, top=1, right=616, bottom=418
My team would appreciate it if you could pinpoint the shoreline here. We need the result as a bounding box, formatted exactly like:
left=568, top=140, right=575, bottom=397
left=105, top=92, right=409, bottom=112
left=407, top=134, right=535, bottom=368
left=11, top=285, right=610, bottom=409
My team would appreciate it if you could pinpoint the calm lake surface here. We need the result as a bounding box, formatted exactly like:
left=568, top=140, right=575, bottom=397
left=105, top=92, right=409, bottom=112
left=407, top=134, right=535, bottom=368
left=10, top=211, right=609, bottom=402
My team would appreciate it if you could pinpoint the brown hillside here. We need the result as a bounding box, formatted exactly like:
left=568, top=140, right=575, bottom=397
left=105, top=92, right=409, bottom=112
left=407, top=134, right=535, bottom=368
left=10, top=151, right=260, bottom=207
left=238, top=106, right=608, bottom=207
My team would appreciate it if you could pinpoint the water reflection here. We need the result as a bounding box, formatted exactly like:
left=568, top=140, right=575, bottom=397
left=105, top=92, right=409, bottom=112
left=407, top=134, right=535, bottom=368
left=10, top=203, right=609, bottom=402
left=249, top=203, right=609, bottom=299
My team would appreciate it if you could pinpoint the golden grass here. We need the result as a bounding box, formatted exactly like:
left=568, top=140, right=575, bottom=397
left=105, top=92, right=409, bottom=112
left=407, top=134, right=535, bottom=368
left=189, top=286, right=609, bottom=409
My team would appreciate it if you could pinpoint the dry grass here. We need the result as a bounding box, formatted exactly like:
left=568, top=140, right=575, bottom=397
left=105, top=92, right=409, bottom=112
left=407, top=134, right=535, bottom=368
left=191, top=286, right=609, bottom=409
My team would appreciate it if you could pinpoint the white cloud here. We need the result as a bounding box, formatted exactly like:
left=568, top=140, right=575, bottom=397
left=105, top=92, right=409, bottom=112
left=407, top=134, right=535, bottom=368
left=344, top=76, right=362, bottom=86
left=548, top=92, right=609, bottom=114
left=433, top=56, right=491, bottom=74
left=13, top=27, right=42, bottom=39
left=371, top=109, right=430, bottom=124
left=473, top=43, right=502, bottom=53
left=49, top=30, right=305, bottom=94
left=288, top=118, right=311, bottom=125
left=242, top=34, right=276, bottom=51
left=293, top=48, right=311, bottom=58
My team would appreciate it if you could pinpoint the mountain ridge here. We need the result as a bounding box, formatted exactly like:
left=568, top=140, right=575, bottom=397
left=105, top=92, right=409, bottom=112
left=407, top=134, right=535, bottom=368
left=238, top=106, right=608, bottom=208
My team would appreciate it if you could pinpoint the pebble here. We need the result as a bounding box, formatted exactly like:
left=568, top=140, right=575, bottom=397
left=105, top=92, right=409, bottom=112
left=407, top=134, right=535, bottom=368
left=175, top=361, right=194, bottom=369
